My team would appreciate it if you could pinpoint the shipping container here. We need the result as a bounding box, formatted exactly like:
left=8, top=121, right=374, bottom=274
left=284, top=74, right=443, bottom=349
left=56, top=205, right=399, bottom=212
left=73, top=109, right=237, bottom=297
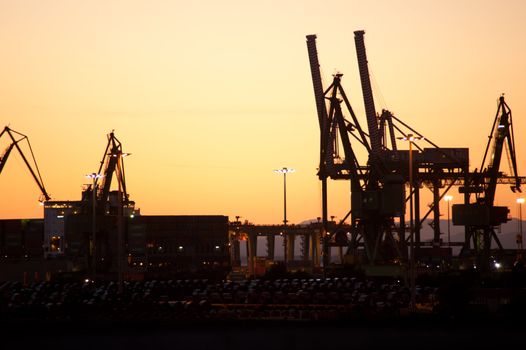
left=0, top=219, right=44, bottom=258
left=64, top=214, right=229, bottom=275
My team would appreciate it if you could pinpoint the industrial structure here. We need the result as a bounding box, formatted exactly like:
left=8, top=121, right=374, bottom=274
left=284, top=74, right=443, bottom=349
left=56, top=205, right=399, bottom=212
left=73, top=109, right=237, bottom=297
left=0, top=126, right=50, bottom=202
left=0, top=129, right=230, bottom=282
left=453, top=96, right=522, bottom=270
left=0, top=126, right=51, bottom=263
left=43, top=131, right=136, bottom=259
left=306, top=30, right=525, bottom=272
left=0, top=30, right=525, bottom=280
left=45, top=132, right=229, bottom=278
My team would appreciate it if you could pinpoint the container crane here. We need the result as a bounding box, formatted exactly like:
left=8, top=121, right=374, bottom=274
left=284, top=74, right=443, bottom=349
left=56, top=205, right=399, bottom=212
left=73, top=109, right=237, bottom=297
left=0, top=126, right=50, bottom=202
left=307, top=31, right=470, bottom=269
left=454, top=96, right=523, bottom=270
left=307, top=33, right=406, bottom=266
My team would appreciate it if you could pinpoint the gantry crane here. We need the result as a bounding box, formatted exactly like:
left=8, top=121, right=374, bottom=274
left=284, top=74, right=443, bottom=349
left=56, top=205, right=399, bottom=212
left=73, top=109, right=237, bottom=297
left=307, top=32, right=406, bottom=266
left=0, top=126, right=50, bottom=202
left=454, top=96, right=523, bottom=270
left=307, top=31, right=470, bottom=268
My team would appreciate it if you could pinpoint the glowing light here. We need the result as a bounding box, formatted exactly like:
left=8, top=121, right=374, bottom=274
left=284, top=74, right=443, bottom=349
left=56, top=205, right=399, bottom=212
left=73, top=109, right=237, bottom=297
left=85, top=173, right=104, bottom=179
left=273, top=167, right=295, bottom=174
left=517, top=198, right=525, bottom=204
left=444, top=195, right=453, bottom=202
left=109, top=152, right=131, bottom=157
left=397, top=134, right=424, bottom=142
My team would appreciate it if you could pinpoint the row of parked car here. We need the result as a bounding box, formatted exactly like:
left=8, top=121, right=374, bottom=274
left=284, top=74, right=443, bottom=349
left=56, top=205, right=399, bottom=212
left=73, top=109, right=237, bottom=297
left=0, top=276, right=438, bottom=322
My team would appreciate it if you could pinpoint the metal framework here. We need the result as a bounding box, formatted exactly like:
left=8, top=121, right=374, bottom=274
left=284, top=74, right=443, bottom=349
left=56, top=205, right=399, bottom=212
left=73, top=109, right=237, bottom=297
left=80, top=131, right=132, bottom=275
left=307, top=33, right=410, bottom=266
left=90, top=131, right=130, bottom=214
left=454, top=96, right=524, bottom=270
left=306, top=32, right=524, bottom=269
left=0, top=126, right=50, bottom=202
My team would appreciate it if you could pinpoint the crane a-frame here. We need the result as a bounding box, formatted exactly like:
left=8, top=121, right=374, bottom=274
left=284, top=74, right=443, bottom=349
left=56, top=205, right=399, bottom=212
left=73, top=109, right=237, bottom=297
left=307, top=31, right=474, bottom=268
left=92, top=131, right=129, bottom=214
left=454, top=96, right=523, bottom=270
left=307, top=32, right=408, bottom=266
left=0, top=126, right=50, bottom=202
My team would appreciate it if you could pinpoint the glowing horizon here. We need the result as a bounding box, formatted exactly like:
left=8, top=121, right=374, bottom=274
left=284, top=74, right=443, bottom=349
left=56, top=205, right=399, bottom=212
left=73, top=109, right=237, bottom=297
left=1, top=0, right=525, bottom=224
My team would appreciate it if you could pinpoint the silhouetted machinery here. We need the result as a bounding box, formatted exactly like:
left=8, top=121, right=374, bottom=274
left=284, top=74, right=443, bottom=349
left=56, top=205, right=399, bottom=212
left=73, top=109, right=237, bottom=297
left=81, top=131, right=132, bottom=215
left=306, top=32, right=426, bottom=266
left=0, top=126, right=50, bottom=202
left=44, top=131, right=135, bottom=269
left=306, top=34, right=404, bottom=267
left=454, top=96, right=523, bottom=270
left=0, top=127, right=50, bottom=260
left=71, top=131, right=134, bottom=272
left=306, top=31, right=524, bottom=271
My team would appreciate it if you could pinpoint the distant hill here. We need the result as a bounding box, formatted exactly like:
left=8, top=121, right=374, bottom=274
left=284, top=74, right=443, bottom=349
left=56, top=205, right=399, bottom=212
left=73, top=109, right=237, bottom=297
left=419, top=218, right=523, bottom=251
left=299, top=217, right=524, bottom=250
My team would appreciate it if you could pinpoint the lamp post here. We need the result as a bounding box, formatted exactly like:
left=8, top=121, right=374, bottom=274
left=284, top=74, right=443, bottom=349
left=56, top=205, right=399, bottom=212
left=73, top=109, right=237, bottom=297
left=231, top=216, right=242, bottom=268
left=114, top=151, right=130, bottom=295
left=86, top=173, right=104, bottom=277
left=444, top=195, right=453, bottom=246
left=517, top=198, right=524, bottom=258
left=274, top=167, right=295, bottom=225
left=398, top=134, right=422, bottom=312
left=274, top=167, right=295, bottom=264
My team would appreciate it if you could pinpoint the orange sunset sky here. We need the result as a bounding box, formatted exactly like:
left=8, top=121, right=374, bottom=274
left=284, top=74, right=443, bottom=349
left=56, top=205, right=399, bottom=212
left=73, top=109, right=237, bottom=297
left=1, top=0, right=525, bottom=225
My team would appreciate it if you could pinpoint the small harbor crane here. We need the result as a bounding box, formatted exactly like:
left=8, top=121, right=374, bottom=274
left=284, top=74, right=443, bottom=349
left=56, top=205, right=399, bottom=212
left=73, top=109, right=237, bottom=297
left=0, top=126, right=50, bottom=202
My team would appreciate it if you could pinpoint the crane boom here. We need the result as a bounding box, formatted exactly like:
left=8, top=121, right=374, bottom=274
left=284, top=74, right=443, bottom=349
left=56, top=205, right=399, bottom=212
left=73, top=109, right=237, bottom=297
left=95, top=131, right=129, bottom=213
left=306, top=35, right=328, bottom=131
left=354, top=30, right=382, bottom=158
left=0, top=126, right=50, bottom=201
left=482, top=96, right=520, bottom=203
left=0, top=144, right=15, bottom=174
left=306, top=34, right=331, bottom=184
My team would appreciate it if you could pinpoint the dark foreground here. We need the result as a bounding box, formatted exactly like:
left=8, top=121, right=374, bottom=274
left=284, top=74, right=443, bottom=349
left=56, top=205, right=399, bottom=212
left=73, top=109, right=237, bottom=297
left=2, top=318, right=525, bottom=350
left=2, top=272, right=526, bottom=349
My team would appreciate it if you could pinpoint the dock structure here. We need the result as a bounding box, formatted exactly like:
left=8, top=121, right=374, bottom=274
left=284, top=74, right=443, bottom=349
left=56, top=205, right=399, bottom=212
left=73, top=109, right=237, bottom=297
left=306, top=31, right=526, bottom=273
